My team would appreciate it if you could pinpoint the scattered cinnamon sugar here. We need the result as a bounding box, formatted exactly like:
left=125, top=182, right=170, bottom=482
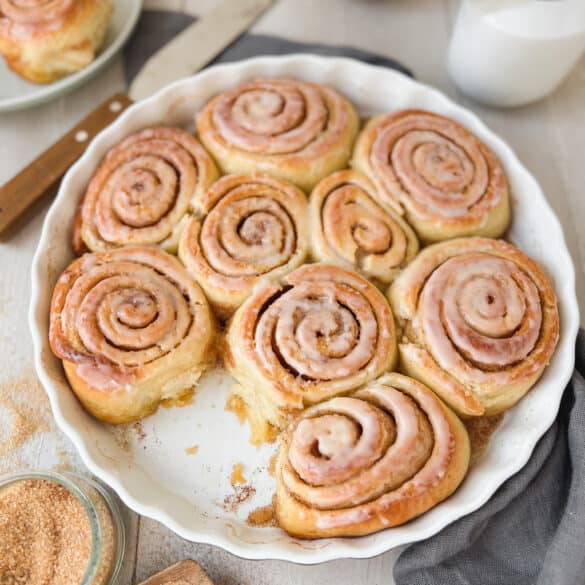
left=464, top=413, right=505, bottom=467
left=223, top=484, right=256, bottom=513
left=246, top=497, right=277, bottom=528
left=133, top=421, right=146, bottom=441
left=161, top=388, right=195, bottom=409
left=225, top=393, right=247, bottom=425
left=230, top=463, right=245, bottom=486
left=0, top=479, right=115, bottom=585
left=0, top=370, right=60, bottom=473
left=184, top=446, right=199, bottom=456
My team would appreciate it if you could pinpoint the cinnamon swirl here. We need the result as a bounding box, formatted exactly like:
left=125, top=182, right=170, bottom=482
left=179, top=173, right=309, bottom=319
left=309, top=170, right=419, bottom=286
left=196, top=77, right=359, bottom=192
left=275, top=373, right=470, bottom=538
left=388, top=238, right=559, bottom=416
left=0, top=0, right=113, bottom=83
left=224, top=263, right=397, bottom=444
left=73, top=127, right=219, bottom=255
left=49, top=247, right=217, bottom=424
left=352, top=110, right=510, bottom=243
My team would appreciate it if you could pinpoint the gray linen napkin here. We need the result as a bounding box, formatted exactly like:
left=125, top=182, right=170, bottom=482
left=122, top=12, right=584, bottom=584
left=395, top=330, right=585, bottom=585
left=122, top=10, right=412, bottom=84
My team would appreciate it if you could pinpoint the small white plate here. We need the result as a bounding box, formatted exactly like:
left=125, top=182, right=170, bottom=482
left=0, top=0, right=142, bottom=113
left=29, top=56, right=579, bottom=563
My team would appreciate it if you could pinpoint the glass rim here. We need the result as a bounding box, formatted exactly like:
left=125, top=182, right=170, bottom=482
left=0, top=470, right=126, bottom=585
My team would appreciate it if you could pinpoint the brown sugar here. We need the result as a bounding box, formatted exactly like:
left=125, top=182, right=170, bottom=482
left=225, top=393, right=247, bottom=425
left=161, top=388, right=195, bottom=409
left=268, top=452, right=278, bottom=477
left=246, top=498, right=277, bottom=528
left=230, top=463, right=245, bottom=486
left=0, top=478, right=115, bottom=585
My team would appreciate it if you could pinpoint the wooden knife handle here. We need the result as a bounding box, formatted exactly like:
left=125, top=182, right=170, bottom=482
left=138, top=560, right=214, bottom=585
left=0, top=92, right=133, bottom=237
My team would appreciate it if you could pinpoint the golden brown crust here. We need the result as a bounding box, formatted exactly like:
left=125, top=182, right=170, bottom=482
left=196, top=77, right=359, bottom=192
left=74, top=127, right=219, bottom=255
left=224, top=263, right=398, bottom=442
left=352, top=110, right=511, bottom=243
left=0, top=0, right=113, bottom=83
left=388, top=237, right=560, bottom=416
left=49, top=246, right=217, bottom=424
left=275, top=373, right=470, bottom=538
left=309, top=170, right=419, bottom=286
left=179, top=173, right=309, bottom=320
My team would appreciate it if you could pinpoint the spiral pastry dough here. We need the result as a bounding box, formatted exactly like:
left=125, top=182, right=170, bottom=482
left=73, top=127, right=219, bottom=255
left=310, top=170, right=419, bottom=286
left=49, top=246, right=217, bottom=424
left=275, top=372, right=470, bottom=538
left=0, top=0, right=113, bottom=83
left=224, top=263, right=397, bottom=443
left=196, top=77, right=359, bottom=192
left=352, top=110, right=511, bottom=243
left=179, top=173, right=309, bottom=319
left=388, top=238, right=559, bottom=417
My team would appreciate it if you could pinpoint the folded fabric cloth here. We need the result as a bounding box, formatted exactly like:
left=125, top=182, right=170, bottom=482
left=124, top=11, right=583, bottom=584
left=395, top=330, right=585, bottom=585
left=122, top=10, right=412, bottom=84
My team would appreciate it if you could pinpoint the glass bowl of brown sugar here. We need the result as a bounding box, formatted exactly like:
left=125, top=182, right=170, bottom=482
left=0, top=470, right=126, bottom=585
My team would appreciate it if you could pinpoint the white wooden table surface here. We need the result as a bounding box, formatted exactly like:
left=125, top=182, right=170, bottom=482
left=1, top=0, right=584, bottom=583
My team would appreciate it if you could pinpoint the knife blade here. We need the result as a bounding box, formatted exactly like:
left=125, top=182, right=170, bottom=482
left=0, top=0, right=273, bottom=237
left=130, top=0, right=273, bottom=101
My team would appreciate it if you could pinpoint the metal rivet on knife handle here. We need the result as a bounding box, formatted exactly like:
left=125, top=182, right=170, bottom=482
left=0, top=92, right=133, bottom=239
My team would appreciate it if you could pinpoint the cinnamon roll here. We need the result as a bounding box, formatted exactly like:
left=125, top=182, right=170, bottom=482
left=224, top=264, right=397, bottom=444
left=309, top=170, right=419, bottom=286
left=388, top=238, right=559, bottom=417
left=49, top=247, right=217, bottom=424
left=275, top=373, right=470, bottom=538
left=0, top=0, right=113, bottom=83
left=352, top=110, right=510, bottom=243
left=179, top=173, right=309, bottom=319
left=196, top=77, right=359, bottom=192
left=73, top=127, right=219, bottom=255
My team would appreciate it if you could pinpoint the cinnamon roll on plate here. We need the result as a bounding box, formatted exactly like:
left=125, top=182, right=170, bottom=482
left=275, top=373, right=470, bottom=538
left=309, top=170, right=419, bottom=286
left=224, top=263, right=398, bottom=444
left=73, top=127, right=219, bottom=255
left=352, top=110, right=511, bottom=243
left=196, top=77, right=359, bottom=192
left=49, top=246, right=217, bottom=424
left=388, top=237, right=559, bottom=417
left=0, top=0, right=113, bottom=83
left=179, top=173, right=309, bottom=319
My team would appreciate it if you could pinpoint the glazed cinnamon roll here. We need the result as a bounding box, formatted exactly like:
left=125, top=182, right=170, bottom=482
left=224, top=264, right=397, bottom=444
left=352, top=110, right=510, bottom=243
left=388, top=238, right=559, bottom=417
left=275, top=373, right=470, bottom=538
left=196, top=77, right=359, bottom=192
left=0, top=0, right=113, bottom=83
left=49, top=247, right=217, bottom=424
left=73, top=127, right=219, bottom=255
left=179, top=173, right=309, bottom=319
left=309, top=170, right=419, bottom=286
